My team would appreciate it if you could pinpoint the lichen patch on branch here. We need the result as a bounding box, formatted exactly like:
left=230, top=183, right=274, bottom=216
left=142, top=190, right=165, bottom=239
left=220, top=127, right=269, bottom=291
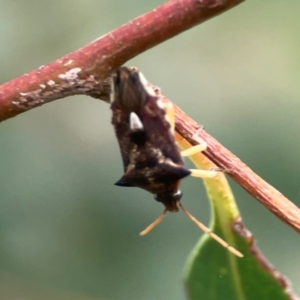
left=58, top=67, right=82, bottom=81
left=9, top=71, right=110, bottom=112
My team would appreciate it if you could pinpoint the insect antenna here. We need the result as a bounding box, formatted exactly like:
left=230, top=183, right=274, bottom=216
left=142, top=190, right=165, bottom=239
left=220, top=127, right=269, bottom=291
left=177, top=202, right=243, bottom=257
left=139, top=209, right=168, bottom=236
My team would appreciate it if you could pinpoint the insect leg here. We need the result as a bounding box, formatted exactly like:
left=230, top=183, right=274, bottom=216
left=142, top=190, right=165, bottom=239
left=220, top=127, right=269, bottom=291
left=139, top=209, right=168, bottom=236
left=178, top=202, right=243, bottom=257
left=189, top=169, right=218, bottom=178
left=181, top=134, right=207, bottom=157
left=181, top=144, right=207, bottom=157
left=180, top=134, right=223, bottom=178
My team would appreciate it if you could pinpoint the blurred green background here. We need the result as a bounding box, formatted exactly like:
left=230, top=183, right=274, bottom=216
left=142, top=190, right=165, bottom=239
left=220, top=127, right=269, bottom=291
left=0, top=1, right=299, bottom=299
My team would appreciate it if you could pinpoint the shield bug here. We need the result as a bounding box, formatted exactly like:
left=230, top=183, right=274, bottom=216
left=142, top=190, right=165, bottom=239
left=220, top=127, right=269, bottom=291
left=110, top=66, right=242, bottom=257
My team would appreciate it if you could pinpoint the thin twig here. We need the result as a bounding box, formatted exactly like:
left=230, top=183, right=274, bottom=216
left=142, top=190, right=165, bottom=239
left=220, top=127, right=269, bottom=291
left=174, top=104, right=300, bottom=234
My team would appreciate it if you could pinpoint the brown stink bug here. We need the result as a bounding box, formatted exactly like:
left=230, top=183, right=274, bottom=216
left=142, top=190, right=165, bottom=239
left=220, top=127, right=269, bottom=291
left=110, top=66, right=242, bottom=257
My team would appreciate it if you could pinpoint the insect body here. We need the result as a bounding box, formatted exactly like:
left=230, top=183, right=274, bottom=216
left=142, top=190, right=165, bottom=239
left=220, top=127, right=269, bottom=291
left=110, top=67, right=242, bottom=257
left=111, top=67, right=190, bottom=212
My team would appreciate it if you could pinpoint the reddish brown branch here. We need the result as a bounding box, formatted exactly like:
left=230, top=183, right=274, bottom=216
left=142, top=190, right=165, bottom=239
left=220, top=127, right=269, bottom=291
left=0, top=0, right=244, bottom=122
left=174, top=105, right=300, bottom=234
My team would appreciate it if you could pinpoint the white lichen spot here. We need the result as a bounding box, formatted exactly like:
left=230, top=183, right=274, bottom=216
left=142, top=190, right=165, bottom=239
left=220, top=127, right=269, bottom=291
left=12, top=101, right=20, bottom=105
left=109, top=33, right=116, bottom=41
left=19, top=92, right=27, bottom=96
left=64, top=60, right=73, bottom=67
left=40, top=84, right=46, bottom=89
left=39, top=65, right=45, bottom=69
left=138, top=72, right=156, bottom=97
left=58, top=68, right=81, bottom=81
left=47, top=80, right=56, bottom=86
left=102, top=55, right=107, bottom=61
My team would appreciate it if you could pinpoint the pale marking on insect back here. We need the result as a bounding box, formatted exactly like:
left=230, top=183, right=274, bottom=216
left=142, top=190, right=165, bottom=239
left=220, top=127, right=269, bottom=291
left=156, top=98, right=166, bottom=110
left=156, top=99, right=175, bottom=134
left=138, top=72, right=156, bottom=97
left=130, top=112, right=144, bottom=130
left=109, top=78, right=115, bottom=104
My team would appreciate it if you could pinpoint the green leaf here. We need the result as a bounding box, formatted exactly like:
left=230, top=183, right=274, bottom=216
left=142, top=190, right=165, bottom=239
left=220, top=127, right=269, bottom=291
left=176, top=135, right=297, bottom=300
left=184, top=222, right=294, bottom=300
